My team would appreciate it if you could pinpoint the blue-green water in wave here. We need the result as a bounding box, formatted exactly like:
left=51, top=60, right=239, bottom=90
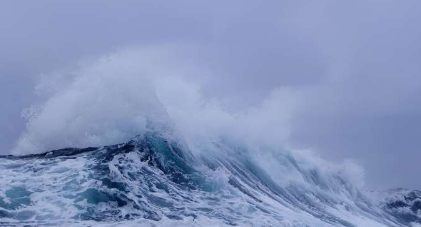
left=0, top=133, right=419, bottom=227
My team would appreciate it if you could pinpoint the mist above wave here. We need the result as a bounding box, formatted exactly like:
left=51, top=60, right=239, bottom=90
left=12, top=47, right=365, bottom=194
left=13, top=49, right=174, bottom=154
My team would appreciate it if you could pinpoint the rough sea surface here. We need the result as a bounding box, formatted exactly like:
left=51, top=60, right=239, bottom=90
left=0, top=133, right=419, bottom=227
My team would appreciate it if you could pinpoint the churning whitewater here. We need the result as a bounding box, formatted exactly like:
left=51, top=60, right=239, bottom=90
left=1, top=50, right=420, bottom=226
left=1, top=131, right=420, bottom=227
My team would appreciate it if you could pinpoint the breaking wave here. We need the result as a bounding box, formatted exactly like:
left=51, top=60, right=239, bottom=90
left=2, top=48, right=419, bottom=226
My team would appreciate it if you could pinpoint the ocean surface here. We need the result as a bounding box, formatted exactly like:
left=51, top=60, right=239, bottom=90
left=1, top=132, right=419, bottom=227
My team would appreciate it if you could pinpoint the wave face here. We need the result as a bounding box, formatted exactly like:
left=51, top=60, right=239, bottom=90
left=0, top=132, right=417, bottom=227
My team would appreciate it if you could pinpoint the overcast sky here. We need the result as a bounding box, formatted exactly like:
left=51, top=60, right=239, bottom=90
left=1, top=1, right=421, bottom=190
